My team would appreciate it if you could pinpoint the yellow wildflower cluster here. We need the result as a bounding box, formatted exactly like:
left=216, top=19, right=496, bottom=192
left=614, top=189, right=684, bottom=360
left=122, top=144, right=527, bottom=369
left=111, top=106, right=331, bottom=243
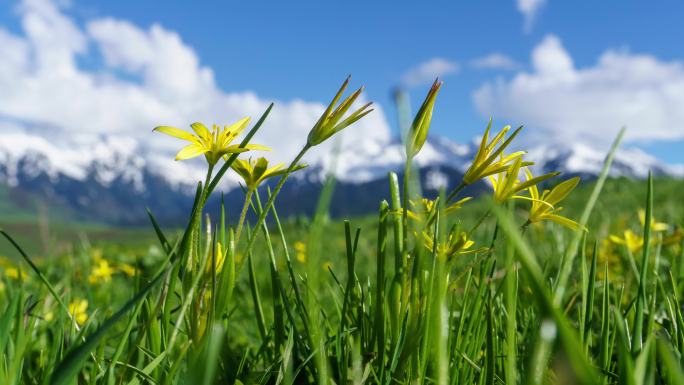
left=4, top=266, right=28, bottom=281
left=88, top=249, right=140, bottom=284
left=294, top=241, right=307, bottom=263
left=609, top=229, right=644, bottom=253
left=232, top=157, right=307, bottom=191
left=407, top=197, right=471, bottom=226
left=596, top=239, right=623, bottom=281
left=1, top=256, right=28, bottom=281
left=153, top=78, right=584, bottom=271
left=68, top=299, right=89, bottom=326
left=88, top=259, right=115, bottom=284
left=463, top=120, right=527, bottom=185
left=465, top=122, right=580, bottom=230
left=119, top=263, right=139, bottom=277
left=422, top=229, right=486, bottom=260
left=609, top=210, right=682, bottom=253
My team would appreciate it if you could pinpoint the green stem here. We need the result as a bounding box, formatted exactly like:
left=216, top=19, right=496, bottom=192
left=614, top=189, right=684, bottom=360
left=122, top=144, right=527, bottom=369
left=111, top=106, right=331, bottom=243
left=203, top=163, right=214, bottom=199
left=521, top=219, right=531, bottom=235
left=234, top=188, right=253, bottom=242
left=402, top=156, right=411, bottom=257
left=189, top=163, right=214, bottom=268
left=446, top=182, right=466, bottom=203
left=468, top=209, right=492, bottom=236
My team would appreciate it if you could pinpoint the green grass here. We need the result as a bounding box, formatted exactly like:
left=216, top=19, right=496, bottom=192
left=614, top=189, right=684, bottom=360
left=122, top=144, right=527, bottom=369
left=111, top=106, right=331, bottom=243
left=2, top=174, right=683, bottom=384
left=2, top=81, right=684, bottom=385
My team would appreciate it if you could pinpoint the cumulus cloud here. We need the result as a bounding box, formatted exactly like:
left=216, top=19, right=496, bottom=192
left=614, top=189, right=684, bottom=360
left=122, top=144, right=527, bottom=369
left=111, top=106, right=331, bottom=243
left=516, top=0, right=546, bottom=33
left=0, top=0, right=392, bottom=185
left=470, top=53, right=519, bottom=70
left=474, top=34, right=684, bottom=148
left=400, top=58, right=459, bottom=87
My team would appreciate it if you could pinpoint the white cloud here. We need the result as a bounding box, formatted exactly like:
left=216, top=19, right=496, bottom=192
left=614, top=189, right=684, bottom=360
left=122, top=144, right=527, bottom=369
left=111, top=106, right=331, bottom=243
left=401, top=58, right=459, bottom=87
left=470, top=53, right=519, bottom=70
left=0, top=0, right=392, bottom=187
left=516, top=0, right=546, bottom=33
left=473, top=34, right=684, bottom=148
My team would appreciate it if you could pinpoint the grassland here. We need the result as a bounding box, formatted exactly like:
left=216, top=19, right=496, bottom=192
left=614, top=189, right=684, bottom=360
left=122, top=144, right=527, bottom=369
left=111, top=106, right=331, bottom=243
left=2, top=79, right=684, bottom=384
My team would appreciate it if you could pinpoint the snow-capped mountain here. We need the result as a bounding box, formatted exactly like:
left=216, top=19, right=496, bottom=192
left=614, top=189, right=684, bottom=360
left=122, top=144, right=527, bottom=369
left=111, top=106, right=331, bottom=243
left=0, top=132, right=681, bottom=225
left=526, top=142, right=684, bottom=179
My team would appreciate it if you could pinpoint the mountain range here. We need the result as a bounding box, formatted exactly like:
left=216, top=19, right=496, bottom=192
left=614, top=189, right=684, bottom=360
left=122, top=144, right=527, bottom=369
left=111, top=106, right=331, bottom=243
left=1, top=132, right=682, bottom=226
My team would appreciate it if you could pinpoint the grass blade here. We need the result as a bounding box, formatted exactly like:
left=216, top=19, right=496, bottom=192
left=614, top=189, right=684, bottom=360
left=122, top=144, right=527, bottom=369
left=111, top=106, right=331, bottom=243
left=50, top=265, right=170, bottom=385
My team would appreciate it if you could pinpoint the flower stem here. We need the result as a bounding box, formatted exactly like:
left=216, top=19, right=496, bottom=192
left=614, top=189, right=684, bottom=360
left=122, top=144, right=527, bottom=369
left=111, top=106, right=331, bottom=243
left=468, top=209, right=492, bottom=236
left=235, top=188, right=253, bottom=242
left=402, top=156, right=411, bottom=257
left=203, top=163, right=214, bottom=198
left=187, top=163, right=214, bottom=269
left=521, top=219, right=531, bottom=235
left=446, top=181, right=466, bottom=203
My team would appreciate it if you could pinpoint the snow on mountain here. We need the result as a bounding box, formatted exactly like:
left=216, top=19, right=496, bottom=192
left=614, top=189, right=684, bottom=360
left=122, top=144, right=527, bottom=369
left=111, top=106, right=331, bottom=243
left=0, top=130, right=220, bottom=193
left=1, top=129, right=681, bottom=192
left=1, top=128, right=682, bottom=224
left=526, top=142, right=684, bottom=178
left=325, top=135, right=472, bottom=184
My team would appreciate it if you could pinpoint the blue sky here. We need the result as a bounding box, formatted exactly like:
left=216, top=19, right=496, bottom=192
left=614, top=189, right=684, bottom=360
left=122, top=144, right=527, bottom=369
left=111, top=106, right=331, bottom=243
left=1, top=0, right=684, bottom=163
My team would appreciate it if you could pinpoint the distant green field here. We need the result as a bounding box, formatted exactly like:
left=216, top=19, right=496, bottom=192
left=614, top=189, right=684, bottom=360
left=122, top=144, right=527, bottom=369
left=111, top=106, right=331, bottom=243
left=2, top=176, right=681, bottom=257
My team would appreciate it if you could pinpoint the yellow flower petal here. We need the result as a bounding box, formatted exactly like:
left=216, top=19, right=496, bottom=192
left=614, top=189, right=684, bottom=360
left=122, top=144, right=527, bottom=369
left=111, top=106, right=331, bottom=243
left=546, top=214, right=580, bottom=230
left=242, top=144, right=271, bottom=151
left=544, top=177, right=580, bottom=206
left=190, top=122, right=212, bottom=143
left=222, top=117, right=251, bottom=138
left=175, top=143, right=208, bottom=160
left=154, top=126, right=199, bottom=144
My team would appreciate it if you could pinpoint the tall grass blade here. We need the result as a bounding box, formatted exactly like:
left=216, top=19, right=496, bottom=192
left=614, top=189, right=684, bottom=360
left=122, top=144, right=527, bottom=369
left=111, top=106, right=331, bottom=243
left=632, top=172, right=653, bottom=355
left=554, top=127, right=625, bottom=304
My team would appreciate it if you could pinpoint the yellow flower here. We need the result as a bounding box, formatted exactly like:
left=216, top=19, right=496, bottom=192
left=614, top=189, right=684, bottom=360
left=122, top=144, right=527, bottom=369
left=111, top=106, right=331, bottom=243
left=322, top=262, right=334, bottom=271
left=406, top=196, right=471, bottom=226
left=423, top=228, right=487, bottom=259
left=118, top=263, right=139, bottom=277
left=596, top=240, right=622, bottom=281
left=637, top=209, right=669, bottom=232
left=206, top=242, right=227, bottom=274
left=463, top=120, right=529, bottom=185
left=5, top=266, right=27, bottom=281
left=525, top=171, right=581, bottom=230
left=307, top=76, right=373, bottom=146
left=44, top=311, right=54, bottom=322
left=68, top=299, right=88, bottom=326
left=489, top=156, right=559, bottom=203
left=406, top=79, right=442, bottom=158
left=88, top=259, right=115, bottom=284
left=154, top=118, right=270, bottom=165
left=609, top=229, right=644, bottom=254
left=231, top=157, right=307, bottom=190
left=294, top=241, right=307, bottom=263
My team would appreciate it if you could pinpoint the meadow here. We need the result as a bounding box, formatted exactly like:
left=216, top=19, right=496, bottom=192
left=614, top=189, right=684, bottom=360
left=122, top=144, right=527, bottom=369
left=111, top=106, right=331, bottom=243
left=1, top=78, right=684, bottom=385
